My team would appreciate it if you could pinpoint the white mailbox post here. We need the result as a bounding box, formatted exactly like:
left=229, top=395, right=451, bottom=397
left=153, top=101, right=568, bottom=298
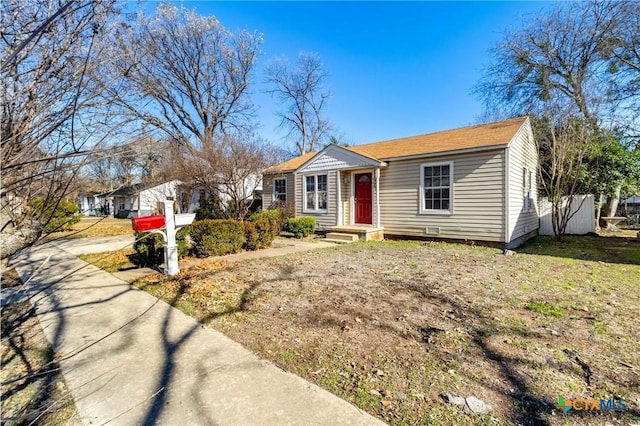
left=162, top=200, right=195, bottom=276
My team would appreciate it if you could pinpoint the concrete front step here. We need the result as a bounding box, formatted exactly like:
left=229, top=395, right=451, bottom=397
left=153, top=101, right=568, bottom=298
left=327, top=226, right=384, bottom=242
left=324, top=232, right=359, bottom=243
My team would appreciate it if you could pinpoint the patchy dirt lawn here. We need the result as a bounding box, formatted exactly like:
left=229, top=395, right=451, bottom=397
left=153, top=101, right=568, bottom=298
left=1, top=268, right=80, bottom=426
left=130, top=235, right=639, bottom=425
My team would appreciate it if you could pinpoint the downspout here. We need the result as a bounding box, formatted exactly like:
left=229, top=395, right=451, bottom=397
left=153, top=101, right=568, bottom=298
left=504, top=148, right=510, bottom=245
left=375, top=167, right=381, bottom=228
left=336, top=170, right=342, bottom=226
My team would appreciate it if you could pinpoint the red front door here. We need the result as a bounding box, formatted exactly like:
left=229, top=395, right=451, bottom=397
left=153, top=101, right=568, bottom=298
left=355, top=173, right=372, bottom=224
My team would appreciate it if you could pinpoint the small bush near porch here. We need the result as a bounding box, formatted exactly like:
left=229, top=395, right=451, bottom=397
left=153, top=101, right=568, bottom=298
left=284, top=217, right=316, bottom=238
left=131, top=233, right=639, bottom=425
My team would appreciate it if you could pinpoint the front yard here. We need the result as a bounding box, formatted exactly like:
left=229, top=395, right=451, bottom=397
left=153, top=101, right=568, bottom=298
left=45, top=216, right=132, bottom=241
left=93, top=234, right=639, bottom=425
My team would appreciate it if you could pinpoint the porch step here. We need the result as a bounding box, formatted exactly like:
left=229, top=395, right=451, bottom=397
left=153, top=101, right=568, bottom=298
left=324, top=232, right=359, bottom=244
left=328, top=226, right=384, bottom=242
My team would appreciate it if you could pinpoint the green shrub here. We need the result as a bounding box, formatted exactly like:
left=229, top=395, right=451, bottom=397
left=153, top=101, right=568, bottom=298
left=250, top=203, right=294, bottom=232
left=285, top=217, right=316, bottom=238
left=133, top=228, right=190, bottom=266
left=244, top=218, right=278, bottom=250
left=254, top=218, right=278, bottom=248
left=244, top=221, right=260, bottom=251
left=189, top=219, right=246, bottom=256
left=176, top=226, right=191, bottom=258
left=133, top=232, right=164, bottom=266
left=249, top=209, right=280, bottom=223
left=194, top=195, right=225, bottom=220
left=29, top=198, right=81, bottom=233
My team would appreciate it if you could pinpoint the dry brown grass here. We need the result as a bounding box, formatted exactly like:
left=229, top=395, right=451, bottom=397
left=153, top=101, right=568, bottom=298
left=46, top=216, right=132, bottom=240
left=0, top=270, right=79, bottom=425
left=128, top=234, right=640, bottom=425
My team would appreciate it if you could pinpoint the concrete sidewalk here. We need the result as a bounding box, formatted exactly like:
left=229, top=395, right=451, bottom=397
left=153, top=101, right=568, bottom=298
left=11, top=238, right=383, bottom=425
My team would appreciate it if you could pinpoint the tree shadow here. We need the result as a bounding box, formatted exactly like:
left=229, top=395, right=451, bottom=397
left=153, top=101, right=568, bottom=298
left=287, top=256, right=640, bottom=425
left=518, top=234, right=640, bottom=265
left=134, top=271, right=264, bottom=425
left=0, top=299, right=75, bottom=425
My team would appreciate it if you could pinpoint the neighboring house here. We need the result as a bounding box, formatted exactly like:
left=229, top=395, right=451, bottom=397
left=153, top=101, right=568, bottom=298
left=77, top=191, right=104, bottom=216
left=263, top=116, right=539, bottom=248
left=180, top=175, right=263, bottom=213
left=108, top=180, right=181, bottom=218
left=618, top=196, right=640, bottom=225
left=103, top=177, right=263, bottom=219
left=619, top=196, right=640, bottom=215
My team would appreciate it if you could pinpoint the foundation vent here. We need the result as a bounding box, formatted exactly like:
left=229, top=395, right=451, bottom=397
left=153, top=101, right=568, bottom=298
left=425, top=226, right=440, bottom=235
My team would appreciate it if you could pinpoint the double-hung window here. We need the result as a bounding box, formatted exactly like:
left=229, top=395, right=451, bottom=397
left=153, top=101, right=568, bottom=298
left=273, top=178, right=287, bottom=202
left=304, top=174, right=327, bottom=212
left=420, top=161, right=453, bottom=214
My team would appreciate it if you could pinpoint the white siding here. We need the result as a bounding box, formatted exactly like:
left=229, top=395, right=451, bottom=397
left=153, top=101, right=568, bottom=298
left=139, top=181, right=179, bottom=213
left=379, top=151, right=506, bottom=242
left=340, top=171, right=351, bottom=226
left=298, top=146, right=378, bottom=172
left=78, top=195, right=92, bottom=216
left=295, top=170, right=338, bottom=230
left=506, top=121, right=539, bottom=242
left=540, top=195, right=596, bottom=235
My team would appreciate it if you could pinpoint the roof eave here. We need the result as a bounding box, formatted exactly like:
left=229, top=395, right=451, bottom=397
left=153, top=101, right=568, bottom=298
left=375, top=143, right=510, bottom=162
left=506, top=116, right=531, bottom=148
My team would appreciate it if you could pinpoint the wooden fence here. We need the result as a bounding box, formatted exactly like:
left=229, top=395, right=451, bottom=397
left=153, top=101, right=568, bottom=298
left=539, top=195, right=596, bottom=235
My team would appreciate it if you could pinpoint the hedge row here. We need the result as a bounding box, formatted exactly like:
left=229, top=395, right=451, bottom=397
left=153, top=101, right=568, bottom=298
left=133, top=216, right=279, bottom=263
left=250, top=210, right=317, bottom=238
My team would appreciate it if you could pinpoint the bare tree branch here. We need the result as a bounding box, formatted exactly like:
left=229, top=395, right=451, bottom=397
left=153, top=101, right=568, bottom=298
left=265, top=52, right=331, bottom=155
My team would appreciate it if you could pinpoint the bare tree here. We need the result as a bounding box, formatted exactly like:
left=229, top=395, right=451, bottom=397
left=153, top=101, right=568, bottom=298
left=266, top=52, right=331, bottom=155
left=97, top=3, right=262, bottom=151
left=91, top=2, right=270, bottom=217
left=534, top=114, right=595, bottom=241
left=1, top=0, right=118, bottom=258
left=604, top=1, right=640, bottom=133
left=86, top=137, right=166, bottom=192
left=170, top=136, right=277, bottom=220
left=474, top=1, right=626, bottom=123
left=475, top=1, right=639, bottom=239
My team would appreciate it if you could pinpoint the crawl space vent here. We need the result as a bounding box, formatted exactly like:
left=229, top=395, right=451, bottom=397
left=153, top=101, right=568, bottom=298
left=425, top=226, right=440, bottom=235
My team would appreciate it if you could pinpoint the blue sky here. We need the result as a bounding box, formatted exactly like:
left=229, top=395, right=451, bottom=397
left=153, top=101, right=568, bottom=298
left=140, top=1, right=552, bottom=148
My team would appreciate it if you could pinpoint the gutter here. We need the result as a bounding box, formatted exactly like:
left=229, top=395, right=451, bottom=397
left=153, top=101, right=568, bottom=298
left=373, top=144, right=510, bottom=162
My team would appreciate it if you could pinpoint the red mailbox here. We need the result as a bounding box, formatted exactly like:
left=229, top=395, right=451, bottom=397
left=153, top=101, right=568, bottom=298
left=132, top=215, right=166, bottom=232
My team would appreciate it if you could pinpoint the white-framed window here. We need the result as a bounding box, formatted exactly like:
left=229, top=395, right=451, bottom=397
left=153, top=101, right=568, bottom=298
left=420, top=161, right=454, bottom=214
left=523, top=167, right=533, bottom=212
left=304, top=174, right=328, bottom=212
left=273, top=178, right=287, bottom=202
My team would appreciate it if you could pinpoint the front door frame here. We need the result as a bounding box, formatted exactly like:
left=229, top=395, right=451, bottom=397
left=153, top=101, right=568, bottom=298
left=351, top=170, right=374, bottom=225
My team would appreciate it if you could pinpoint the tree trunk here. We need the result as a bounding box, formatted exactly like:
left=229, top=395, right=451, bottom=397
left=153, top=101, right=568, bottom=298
left=606, top=184, right=622, bottom=218
left=551, top=200, right=564, bottom=242
left=595, top=192, right=604, bottom=230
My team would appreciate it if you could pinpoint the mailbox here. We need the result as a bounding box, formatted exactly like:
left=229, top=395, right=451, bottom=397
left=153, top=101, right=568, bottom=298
left=174, top=213, right=196, bottom=227
left=132, top=215, right=166, bottom=232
